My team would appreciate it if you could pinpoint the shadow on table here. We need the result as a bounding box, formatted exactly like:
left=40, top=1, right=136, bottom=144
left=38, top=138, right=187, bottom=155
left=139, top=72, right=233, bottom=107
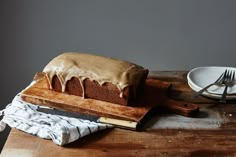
left=0, top=126, right=10, bottom=153
left=139, top=107, right=224, bottom=130
left=64, top=128, right=114, bottom=148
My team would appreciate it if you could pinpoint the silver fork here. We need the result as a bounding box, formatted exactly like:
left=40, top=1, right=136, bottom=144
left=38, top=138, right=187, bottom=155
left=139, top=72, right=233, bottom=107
left=219, top=70, right=235, bottom=103
left=192, top=70, right=227, bottom=98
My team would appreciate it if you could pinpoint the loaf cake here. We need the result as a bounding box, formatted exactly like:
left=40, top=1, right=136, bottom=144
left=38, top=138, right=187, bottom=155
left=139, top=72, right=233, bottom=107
left=42, top=52, right=149, bottom=106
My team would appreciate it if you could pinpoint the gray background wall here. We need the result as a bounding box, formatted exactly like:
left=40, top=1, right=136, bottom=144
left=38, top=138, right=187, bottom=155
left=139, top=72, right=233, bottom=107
left=0, top=0, right=236, bottom=151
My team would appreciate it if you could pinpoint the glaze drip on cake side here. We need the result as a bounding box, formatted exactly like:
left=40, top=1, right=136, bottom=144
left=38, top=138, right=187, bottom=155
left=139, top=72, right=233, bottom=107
left=43, top=52, right=148, bottom=98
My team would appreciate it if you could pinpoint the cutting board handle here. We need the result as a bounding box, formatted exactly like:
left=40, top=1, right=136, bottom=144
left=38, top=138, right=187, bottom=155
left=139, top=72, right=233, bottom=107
left=163, top=99, right=199, bottom=117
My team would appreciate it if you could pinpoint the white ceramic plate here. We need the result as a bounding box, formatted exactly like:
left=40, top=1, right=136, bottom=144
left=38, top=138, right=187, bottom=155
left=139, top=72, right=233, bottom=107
left=188, top=80, right=236, bottom=99
left=187, top=66, right=236, bottom=99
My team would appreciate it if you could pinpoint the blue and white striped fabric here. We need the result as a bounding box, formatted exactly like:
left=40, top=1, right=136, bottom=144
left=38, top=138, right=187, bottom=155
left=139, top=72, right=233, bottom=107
left=0, top=94, right=112, bottom=145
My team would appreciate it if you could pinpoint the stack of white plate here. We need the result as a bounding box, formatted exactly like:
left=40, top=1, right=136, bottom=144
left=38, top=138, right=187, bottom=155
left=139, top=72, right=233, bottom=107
left=187, top=66, right=236, bottom=99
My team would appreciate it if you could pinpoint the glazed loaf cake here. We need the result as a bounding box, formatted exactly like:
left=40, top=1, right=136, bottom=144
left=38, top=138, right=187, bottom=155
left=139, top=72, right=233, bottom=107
left=43, top=52, right=149, bottom=106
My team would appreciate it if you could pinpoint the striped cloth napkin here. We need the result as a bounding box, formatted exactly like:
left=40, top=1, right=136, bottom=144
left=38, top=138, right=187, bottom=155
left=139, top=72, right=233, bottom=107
left=0, top=94, right=112, bottom=145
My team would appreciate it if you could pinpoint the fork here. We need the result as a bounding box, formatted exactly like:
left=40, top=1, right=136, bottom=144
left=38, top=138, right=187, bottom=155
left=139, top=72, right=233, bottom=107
left=192, top=70, right=227, bottom=98
left=219, top=70, right=235, bottom=103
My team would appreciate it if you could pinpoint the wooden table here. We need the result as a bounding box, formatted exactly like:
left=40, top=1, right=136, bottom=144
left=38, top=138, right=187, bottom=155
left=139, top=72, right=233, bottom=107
left=1, top=71, right=236, bottom=157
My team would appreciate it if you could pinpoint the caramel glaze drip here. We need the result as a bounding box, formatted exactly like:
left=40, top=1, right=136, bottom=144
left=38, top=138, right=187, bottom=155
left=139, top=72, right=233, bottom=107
left=43, top=52, right=148, bottom=98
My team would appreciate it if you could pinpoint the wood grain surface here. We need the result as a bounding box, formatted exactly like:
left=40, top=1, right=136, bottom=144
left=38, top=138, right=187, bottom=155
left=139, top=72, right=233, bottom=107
left=1, top=71, right=236, bottom=157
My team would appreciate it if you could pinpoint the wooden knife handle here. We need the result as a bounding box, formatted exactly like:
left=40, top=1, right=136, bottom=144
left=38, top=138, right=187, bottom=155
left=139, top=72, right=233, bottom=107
left=163, top=99, right=199, bottom=117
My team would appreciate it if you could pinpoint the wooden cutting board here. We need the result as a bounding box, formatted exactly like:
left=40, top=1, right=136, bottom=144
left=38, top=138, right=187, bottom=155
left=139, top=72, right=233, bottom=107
left=20, top=73, right=199, bottom=129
